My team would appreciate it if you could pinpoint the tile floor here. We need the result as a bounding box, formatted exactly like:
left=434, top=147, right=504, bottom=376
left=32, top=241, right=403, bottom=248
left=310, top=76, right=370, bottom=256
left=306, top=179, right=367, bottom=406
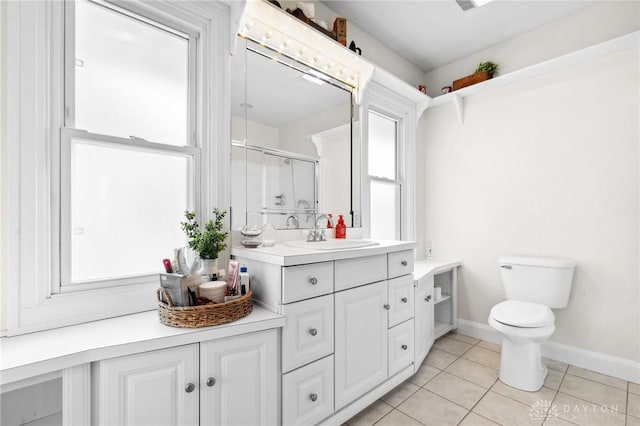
left=345, top=333, right=639, bottom=426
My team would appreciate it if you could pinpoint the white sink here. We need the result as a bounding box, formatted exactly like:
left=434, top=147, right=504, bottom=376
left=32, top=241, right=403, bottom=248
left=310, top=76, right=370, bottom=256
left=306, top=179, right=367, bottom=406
left=284, top=239, right=379, bottom=250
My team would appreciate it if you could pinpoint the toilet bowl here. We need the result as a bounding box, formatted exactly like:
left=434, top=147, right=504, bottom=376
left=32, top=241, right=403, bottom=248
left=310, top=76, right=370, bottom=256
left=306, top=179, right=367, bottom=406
left=489, top=300, right=556, bottom=391
left=489, top=256, right=575, bottom=392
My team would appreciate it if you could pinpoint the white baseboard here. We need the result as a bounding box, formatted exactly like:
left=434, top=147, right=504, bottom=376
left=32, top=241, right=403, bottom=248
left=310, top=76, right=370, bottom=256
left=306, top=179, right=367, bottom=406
left=456, top=319, right=640, bottom=384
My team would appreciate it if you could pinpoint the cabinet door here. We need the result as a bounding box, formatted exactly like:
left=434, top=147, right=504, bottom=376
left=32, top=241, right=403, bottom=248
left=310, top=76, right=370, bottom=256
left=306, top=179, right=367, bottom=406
left=282, top=355, right=334, bottom=426
left=414, top=275, right=434, bottom=371
left=93, top=344, right=199, bottom=426
left=282, top=294, right=334, bottom=373
left=389, top=319, right=414, bottom=376
left=200, top=330, right=278, bottom=426
left=334, top=281, right=388, bottom=410
left=388, top=275, right=414, bottom=327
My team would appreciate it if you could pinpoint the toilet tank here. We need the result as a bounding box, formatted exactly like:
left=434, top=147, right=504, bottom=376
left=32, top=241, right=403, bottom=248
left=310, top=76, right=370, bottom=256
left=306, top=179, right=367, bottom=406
left=499, top=256, right=576, bottom=308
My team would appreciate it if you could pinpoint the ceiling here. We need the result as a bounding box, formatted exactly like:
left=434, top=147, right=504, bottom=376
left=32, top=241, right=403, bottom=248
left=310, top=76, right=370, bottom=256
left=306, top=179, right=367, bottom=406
left=321, top=0, right=601, bottom=72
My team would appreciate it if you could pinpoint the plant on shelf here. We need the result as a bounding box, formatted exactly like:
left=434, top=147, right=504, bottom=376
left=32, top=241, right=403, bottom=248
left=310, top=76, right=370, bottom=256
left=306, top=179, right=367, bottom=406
left=180, top=209, right=228, bottom=260
left=475, top=61, right=499, bottom=77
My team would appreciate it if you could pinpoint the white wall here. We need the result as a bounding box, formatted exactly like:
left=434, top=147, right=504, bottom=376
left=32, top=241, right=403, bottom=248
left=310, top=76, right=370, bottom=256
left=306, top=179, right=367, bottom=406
left=424, top=1, right=640, bottom=96
left=420, top=46, right=639, bottom=361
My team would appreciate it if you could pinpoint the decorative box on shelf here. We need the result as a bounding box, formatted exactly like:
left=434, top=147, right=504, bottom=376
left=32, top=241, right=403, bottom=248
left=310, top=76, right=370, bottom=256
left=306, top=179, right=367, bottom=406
left=452, top=70, right=491, bottom=91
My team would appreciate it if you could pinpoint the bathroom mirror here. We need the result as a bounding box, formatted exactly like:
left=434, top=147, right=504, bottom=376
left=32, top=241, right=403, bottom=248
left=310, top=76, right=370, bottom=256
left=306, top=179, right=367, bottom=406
left=231, top=38, right=360, bottom=231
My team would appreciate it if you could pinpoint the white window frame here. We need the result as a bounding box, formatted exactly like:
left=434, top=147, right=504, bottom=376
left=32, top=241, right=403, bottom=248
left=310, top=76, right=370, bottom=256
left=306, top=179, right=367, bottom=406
left=361, top=81, right=417, bottom=242
left=4, top=0, right=230, bottom=335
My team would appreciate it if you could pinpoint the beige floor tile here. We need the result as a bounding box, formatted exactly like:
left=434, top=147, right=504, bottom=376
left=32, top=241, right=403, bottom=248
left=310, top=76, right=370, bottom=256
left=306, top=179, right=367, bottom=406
left=543, top=416, right=580, bottom=425
left=543, top=357, right=569, bottom=373
left=628, top=393, right=640, bottom=418
left=628, top=415, right=640, bottom=426
left=477, top=340, right=502, bottom=353
left=551, top=392, right=626, bottom=426
left=558, top=374, right=627, bottom=413
left=433, top=336, right=474, bottom=356
left=380, top=380, right=420, bottom=407
left=491, top=379, right=556, bottom=408
left=346, top=400, right=393, bottom=426
left=408, top=362, right=441, bottom=387
left=473, top=391, right=542, bottom=426
left=445, top=357, right=499, bottom=388
left=630, top=382, right=640, bottom=395
left=462, top=346, right=501, bottom=370
left=448, top=332, right=481, bottom=345
left=458, top=412, right=500, bottom=426
left=424, top=348, right=459, bottom=370
left=544, top=369, right=565, bottom=391
left=566, top=366, right=627, bottom=390
left=424, top=371, right=487, bottom=409
left=375, top=409, right=424, bottom=426
left=397, top=388, right=468, bottom=426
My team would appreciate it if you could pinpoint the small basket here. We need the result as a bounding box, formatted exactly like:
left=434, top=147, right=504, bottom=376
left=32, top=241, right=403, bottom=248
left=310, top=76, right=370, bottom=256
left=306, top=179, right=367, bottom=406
left=157, top=287, right=253, bottom=328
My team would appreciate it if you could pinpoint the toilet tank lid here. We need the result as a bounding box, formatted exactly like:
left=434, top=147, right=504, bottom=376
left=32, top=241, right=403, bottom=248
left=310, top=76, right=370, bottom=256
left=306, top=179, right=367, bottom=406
left=499, top=256, right=576, bottom=268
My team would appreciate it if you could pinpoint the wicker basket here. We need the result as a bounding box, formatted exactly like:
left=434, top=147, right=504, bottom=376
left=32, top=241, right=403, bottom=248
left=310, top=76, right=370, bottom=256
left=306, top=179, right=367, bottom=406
left=157, top=287, right=253, bottom=328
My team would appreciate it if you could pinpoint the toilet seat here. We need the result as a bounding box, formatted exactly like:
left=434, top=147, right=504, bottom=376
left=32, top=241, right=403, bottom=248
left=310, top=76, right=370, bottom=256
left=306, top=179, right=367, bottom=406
left=490, top=300, right=554, bottom=328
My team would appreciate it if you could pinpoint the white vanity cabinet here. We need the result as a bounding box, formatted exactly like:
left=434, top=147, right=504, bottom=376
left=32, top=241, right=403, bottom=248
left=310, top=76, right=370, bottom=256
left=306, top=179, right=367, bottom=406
left=233, top=241, right=417, bottom=425
left=92, top=330, right=278, bottom=426
left=414, top=273, right=435, bottom=369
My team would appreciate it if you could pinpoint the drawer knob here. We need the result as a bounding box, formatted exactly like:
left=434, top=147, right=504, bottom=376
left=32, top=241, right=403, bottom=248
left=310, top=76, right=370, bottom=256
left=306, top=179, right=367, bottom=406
left=401, top=344, right=408, bottom=350
left=309, top=328, right=318, bottom=336
left=425, top=295, right=432, bottom=302
left=309, top=393, right=318, bottom=402
left=309, top=277, right=318, bottom=285
left=185, top=383, right=195, bottom=393
left=206, top=377, right=216, bottom=387
left=383, top=304, right=390, bottom=310
left=401, top=260, right=408, bottom=266
left=401, top=297, right=408, bottom=303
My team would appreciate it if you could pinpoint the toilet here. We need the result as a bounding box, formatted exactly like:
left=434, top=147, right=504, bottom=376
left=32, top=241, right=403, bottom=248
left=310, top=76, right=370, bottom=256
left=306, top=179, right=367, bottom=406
left=488, top=256, right=576, bottom=391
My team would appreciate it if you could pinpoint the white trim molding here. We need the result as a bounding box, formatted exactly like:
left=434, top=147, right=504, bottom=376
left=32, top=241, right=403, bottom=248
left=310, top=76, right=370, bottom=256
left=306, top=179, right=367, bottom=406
left=456, top=318, right=640, bottom=384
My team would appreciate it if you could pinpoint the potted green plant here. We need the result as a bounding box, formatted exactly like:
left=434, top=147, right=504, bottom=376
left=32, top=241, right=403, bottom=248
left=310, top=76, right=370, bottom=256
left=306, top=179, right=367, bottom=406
left=475, top=61, right=499, bottom=77
left=452, top=60, right=499, bottom=91
left=181, top=208, right=228, bottom=275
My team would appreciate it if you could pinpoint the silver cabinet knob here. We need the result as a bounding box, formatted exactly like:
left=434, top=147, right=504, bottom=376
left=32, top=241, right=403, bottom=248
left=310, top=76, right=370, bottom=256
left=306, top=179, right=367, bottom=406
left=206, top=377, right=216, bottom=387
left=309, top=393, right=318, bottom=402
left=425, top=295, right=432, bottom=302
left=309, top=277, right=318, bottom=285
left=401, top=260, right=408, bottom=266
left=383, top=304, right=390, bottom=310
left=185, top=383, right=195, bottom=393
left=401, top=344, right=408, bottom=350
left=309, top=328, right=318, bottom=336
left=401, top=297, right=408, bottom=303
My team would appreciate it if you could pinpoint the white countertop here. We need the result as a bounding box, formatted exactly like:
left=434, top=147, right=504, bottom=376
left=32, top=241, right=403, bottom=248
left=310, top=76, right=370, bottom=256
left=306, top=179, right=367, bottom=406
left=232, top=240, right=416, bottom=266
left=413, top=257, right=463, bottom=280
left=0, top=305, right=284, bottom=385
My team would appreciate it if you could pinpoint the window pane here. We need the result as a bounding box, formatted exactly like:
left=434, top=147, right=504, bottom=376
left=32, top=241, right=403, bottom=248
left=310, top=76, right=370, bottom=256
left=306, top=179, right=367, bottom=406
left=70, top=139, right=190, bottom=282
left=370, top=180, right=400, bottom=240
left=368, top=111, right=397, bottom=179
left=75, top=0, right=188, bottom=145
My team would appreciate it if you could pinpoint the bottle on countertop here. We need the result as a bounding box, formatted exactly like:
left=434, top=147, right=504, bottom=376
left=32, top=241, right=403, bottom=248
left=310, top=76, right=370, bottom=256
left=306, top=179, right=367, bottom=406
left=335, top=214, right=346, bottom=239
left=239, top=265, right=250, bottom=295
left=326, top=213, right=334, bottom=228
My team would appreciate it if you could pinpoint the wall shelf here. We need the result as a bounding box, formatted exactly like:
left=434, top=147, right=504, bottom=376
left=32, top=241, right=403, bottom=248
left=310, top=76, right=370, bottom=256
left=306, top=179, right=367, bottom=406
left=429, top=31, right=639, bottom=124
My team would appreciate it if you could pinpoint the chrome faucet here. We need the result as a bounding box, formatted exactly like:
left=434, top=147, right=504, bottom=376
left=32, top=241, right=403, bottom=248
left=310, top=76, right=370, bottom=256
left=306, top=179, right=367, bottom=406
left=307, top=214, right=329, bottom=242
left=285, top=215, right=299, bottom=229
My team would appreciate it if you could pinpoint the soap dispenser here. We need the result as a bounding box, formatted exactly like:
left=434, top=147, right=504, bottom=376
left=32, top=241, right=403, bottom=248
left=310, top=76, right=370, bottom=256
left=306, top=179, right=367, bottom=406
left=335, top=214, right=346, bottom=239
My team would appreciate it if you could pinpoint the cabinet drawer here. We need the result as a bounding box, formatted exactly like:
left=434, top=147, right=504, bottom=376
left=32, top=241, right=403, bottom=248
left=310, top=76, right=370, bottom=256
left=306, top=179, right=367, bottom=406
left=389, top=319, right=414, bottom=376
left=335, top=254, right=387, bottom=291
left=282, top=262, right=333, bottom=303
left=281, top=294, right=334, bottom=373
left=388, top=275, right=414, bottom=327
left=388, top=250, right=414, bottom=279
left=282, top=355, right=334, bottom=426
